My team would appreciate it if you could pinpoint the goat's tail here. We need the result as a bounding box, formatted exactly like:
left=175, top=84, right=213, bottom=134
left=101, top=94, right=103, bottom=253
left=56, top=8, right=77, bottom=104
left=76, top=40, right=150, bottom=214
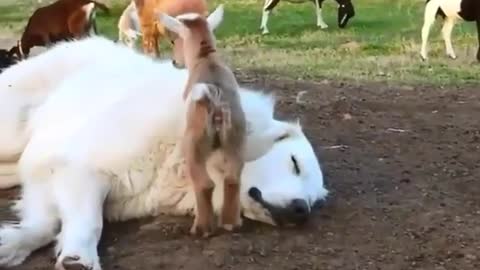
left=190, top=83, right=231, bottom=142
left=89, top=0, right=110, bottom=15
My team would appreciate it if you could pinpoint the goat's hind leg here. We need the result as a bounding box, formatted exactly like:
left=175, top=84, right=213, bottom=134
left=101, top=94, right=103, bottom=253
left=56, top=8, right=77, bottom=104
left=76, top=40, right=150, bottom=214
left=184, top=137, right=216, bottom=237
left=442, top=17, right=457, bottom=59
left=219, top=151, right=243, bottom=232
left=0, top=180, right=59, bottom=267
left=315, top=0, right=328, bottom=29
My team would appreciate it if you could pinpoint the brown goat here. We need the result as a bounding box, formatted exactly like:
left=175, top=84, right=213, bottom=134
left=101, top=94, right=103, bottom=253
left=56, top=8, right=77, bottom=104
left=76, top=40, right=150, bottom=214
left=133, top=0, right=208, bottom=58
left=9, top=0, right=110, bottom=59
left=158, top=5, right=247, bottom=237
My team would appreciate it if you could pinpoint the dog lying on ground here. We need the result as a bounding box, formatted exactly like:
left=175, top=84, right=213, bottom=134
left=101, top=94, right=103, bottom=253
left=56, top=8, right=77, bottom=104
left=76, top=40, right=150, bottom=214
left=0, top=36, right=328, bottom=270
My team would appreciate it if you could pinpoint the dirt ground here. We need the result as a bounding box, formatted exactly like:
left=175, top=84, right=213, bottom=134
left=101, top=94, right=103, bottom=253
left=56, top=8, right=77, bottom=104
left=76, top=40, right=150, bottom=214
left=1, top=73, right=480, bottom=270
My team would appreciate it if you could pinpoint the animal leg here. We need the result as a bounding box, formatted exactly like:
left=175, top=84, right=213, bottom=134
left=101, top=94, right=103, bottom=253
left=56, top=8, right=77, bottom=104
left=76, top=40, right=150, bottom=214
left=442, top=17, right=457, bottom=59
left=183, top=137, right=216, bottom=237
left=476, top=20, right=480, bottom=62
left=261, top=0, right=280, bottom=35
left=219, top=152, right=244, bottom=231
left=0, top=180, right=59, bottom=267
left=53, top=167, right=108, bottom=270
left=68, top=10, right=89, bottom=39
left=420, top=1, right=440, bottom=60
left=315, top=0, right=328, bottom=29
left=260, top=10, right=271, bottom=35
left=140, top=24, right=159, bottom=58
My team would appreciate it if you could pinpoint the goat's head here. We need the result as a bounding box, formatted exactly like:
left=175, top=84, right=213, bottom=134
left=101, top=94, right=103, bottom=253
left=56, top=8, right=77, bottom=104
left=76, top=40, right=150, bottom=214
left=8, top=40, right=26, bottom=60
left=157, top=5, right=224, bottom=69
left=336, top=0, right=355, bottom=28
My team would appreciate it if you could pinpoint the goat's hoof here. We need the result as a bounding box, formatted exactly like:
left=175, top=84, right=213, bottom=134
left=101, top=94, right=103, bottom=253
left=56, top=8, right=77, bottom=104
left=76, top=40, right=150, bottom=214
left=420, top=55, right=427, bottom=61
left=219, top=214, right=243, bottom=232
left=317, top=24, right=329, bottom=29
left=448, top=54, right=457, bottom=60
left=190, top=217, right=216, bottom=238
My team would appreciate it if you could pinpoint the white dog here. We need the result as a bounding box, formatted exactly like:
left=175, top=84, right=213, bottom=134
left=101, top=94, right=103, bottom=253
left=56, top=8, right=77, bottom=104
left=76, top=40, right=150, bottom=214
left=0, top=12, right=328, bottom=270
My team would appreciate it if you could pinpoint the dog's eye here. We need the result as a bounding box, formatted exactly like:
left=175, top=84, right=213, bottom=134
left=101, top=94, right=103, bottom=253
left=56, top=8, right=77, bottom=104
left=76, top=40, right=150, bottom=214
left=291, top=155, right=301, bottom=175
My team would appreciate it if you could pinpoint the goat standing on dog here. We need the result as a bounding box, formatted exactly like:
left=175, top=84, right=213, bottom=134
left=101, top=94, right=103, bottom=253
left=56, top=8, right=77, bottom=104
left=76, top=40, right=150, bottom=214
left=9, top=0, right=110, bottom=59
left=158, top=5, right=247, bottom=236
left=420, top=0, right=480, bottom=61
left=260, top=0, right=355, bottom=34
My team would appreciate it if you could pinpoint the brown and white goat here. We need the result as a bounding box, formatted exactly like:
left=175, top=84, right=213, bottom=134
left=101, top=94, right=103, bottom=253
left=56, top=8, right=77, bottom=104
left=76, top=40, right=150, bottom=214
left=133, top=0, right=208, bottom=58
left=158, top=5, right=247, bottom=236
left=9, top=0, right=110, bottom=59
left=421, top=0, right=480, bottom=61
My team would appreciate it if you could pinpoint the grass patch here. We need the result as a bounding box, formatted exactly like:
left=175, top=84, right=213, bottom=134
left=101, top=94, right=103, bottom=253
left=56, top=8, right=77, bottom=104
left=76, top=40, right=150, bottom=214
left=0, top=0, right=479, bottom=86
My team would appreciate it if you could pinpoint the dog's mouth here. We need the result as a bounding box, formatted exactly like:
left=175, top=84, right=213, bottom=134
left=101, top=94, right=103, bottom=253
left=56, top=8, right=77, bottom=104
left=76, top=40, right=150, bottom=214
left=248, top=187, right=311, bottom=226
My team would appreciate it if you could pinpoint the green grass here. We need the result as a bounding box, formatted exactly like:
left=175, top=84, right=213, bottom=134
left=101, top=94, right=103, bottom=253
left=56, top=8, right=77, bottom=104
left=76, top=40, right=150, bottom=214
left=1, top=0, right=479, bottom=86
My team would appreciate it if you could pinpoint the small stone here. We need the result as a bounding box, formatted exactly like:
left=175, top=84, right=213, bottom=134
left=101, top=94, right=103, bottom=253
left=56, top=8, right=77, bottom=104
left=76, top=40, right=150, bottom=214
left=465, top=254, right=477, bottom=260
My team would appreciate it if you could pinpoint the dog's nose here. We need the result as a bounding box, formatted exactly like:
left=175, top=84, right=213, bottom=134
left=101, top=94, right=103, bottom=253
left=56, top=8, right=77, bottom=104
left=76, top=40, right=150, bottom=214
left=285, top=198, right=310, bottom=224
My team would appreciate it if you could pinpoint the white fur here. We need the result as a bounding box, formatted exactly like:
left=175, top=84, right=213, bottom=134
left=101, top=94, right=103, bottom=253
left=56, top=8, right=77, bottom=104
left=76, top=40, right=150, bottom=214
left=206, top=4, right=224, bottom=31
left=0, top=37, right=328, bottom=269
left=118, top=1, right=142, bottom=48
left=420, top=0, right=464, bottom=60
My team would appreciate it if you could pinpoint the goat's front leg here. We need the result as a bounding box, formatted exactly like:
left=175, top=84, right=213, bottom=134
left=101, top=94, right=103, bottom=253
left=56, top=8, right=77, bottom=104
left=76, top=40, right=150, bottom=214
left=420, top=1, right=439, bottom=60
left=184, top=138, right=216, bottom=237
left=139, top=22, right=159, bottom=58
left=219, top=151, right=244, bottom=231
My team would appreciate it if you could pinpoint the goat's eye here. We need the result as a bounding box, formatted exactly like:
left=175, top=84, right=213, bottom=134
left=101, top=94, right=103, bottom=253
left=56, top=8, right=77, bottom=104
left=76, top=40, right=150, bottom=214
left=291, top=155, right=301, bottom=175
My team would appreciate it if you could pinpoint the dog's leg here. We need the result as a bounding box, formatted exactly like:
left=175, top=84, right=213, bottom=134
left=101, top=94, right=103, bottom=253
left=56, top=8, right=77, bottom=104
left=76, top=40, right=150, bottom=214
left=420, top=1, right=440, bottom=60
left=442, top=17, right=457, bottom=59
left=315, top=0, right=328, bottom=29
left=0, top=180, right=59, bottom=267
left=219, top=151, right=243, bottom=231
left=53, top=167, right=108, bottom=270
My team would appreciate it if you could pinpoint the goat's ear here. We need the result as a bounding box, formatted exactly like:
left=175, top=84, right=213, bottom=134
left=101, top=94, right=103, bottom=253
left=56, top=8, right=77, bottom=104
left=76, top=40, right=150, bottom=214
left=207, top=4, right=224, bottom=31
left=157, top=12, right=186, bottom=37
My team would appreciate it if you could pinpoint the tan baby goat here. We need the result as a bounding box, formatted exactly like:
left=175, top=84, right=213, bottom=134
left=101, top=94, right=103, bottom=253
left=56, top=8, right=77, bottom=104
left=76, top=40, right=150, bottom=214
left=158, top=5, right=246, bottom=237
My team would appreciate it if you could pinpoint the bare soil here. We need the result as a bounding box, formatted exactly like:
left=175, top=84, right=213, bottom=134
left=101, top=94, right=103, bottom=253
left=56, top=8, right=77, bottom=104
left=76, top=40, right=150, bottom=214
left=1, top=76, right=480, bottom=270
